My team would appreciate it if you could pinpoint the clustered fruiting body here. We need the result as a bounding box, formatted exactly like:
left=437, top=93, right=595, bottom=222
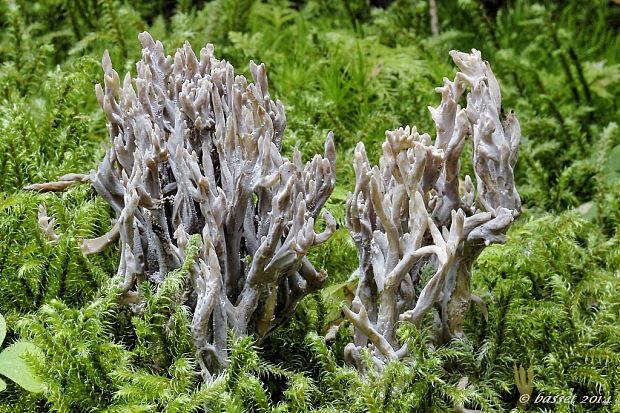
left=343, top=49, right=520, bottom=372
left=75, top=33, right=335, bottom=379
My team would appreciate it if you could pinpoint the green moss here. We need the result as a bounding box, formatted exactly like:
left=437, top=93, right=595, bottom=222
left=0, top=0, right=619, bottom=410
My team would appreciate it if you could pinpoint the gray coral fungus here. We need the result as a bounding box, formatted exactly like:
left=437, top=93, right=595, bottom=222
left=30, top=32, right=337, bottom=378
left=26, top=34, right=520, bottom=378
left=343, top=49, right=520, bottom=372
